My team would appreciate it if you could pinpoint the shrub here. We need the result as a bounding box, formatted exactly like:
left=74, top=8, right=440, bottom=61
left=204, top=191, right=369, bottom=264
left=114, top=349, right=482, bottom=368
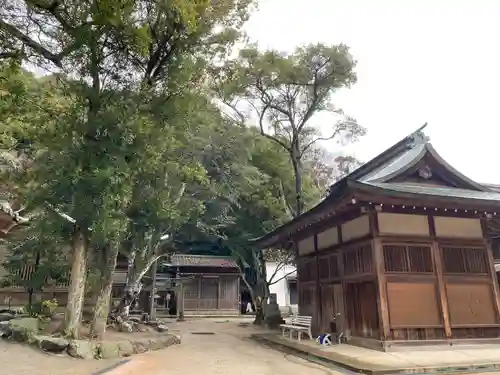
left=29, top=298, right=58, bottom=318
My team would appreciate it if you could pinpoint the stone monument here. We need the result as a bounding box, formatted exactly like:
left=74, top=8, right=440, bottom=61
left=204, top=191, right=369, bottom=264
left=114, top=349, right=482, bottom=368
left=264, top=293, right=284, bottom=328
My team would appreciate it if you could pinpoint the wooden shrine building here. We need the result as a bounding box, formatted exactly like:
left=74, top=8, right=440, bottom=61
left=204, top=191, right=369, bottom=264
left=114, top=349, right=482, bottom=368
left=169, top=254, right=241, bottom=316
left=254, top=124, right=500, bottom=349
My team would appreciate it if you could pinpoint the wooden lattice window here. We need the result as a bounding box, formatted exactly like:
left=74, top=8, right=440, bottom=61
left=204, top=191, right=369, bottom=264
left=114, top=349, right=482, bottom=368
left=343, top=244, right=373, bottom=276
left=318, top=257, right=329, bottom=279
left=298, top=259, right=315, bottom=282
left=184, top=279, right=199, bottom=299
left=383, top=244, right=433, bottom=273
left=329, top=254, right=339, bottom=278
left=441, top=246, right=488, bottom=274
left=299, top=287, right=313, bottom=306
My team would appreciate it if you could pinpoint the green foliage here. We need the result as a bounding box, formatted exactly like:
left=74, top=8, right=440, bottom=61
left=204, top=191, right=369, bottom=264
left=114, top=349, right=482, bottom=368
left=0, top=0, right=366, bottom=323
left=213, top=43, right=366, bottom=216
left=29, top=298, right=59, bottom=318
left=1, top=215, right=69, bottom=292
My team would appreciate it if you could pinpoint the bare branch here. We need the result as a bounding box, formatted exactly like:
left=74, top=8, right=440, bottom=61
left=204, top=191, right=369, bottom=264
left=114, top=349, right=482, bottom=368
left=219, top=99, right=246, bottom=126
left=0, top=18, right=62, bottom=67
left=267, top=260, right=286, bottom=285
left=300, top=129, right=342, bottom=159
left=268, top=269, right=296, bottom=286
left=258, top=103, right=291, bottom=152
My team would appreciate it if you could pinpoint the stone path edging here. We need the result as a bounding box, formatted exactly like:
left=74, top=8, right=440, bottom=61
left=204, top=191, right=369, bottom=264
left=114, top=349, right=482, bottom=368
left=251, top=334, right=500, bottom=375
left=92, top=359, right=131, bottom=375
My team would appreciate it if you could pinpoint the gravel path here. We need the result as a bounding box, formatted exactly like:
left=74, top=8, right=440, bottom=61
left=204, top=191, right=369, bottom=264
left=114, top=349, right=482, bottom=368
left=112, top=318, right=346, bottom=375
left=0, top=341, right=118, bottom=375
left=0, top=318, right=343, bottom=375
left=4, top=318, right=499, bottom=375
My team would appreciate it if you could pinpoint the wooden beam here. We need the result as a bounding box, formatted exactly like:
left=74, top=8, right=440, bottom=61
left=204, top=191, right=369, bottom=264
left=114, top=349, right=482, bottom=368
left=314, top=233, right=323, bottom=331
left=353, top=189, right=500, bottom=213
left=369, top=209, right=379, bottom=237
left=482, top=218, right=500, bottom=324
left=338, top=241, right=348, bottom=335
left=428, top=215, right=452, bottom=338
left=217, top=277, right=221, bottom=310
left=197, top=276, right=202, bottom=310
left=372, top=238, right=390, bottom=340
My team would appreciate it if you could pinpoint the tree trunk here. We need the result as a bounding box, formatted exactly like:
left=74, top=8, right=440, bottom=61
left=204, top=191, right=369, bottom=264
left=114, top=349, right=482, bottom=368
left=253, top=286, right=270, bottom=325
left=90, top=244, right=119, bottom=339
left=111, top=275, right=142, bottom=320
left=63, top=225, right=87, bottom=339
left=253, top=249, right=270, bottom=325
left=291, top=154, right=303, bottom=217
left=110, top=255, right=157, bottom=319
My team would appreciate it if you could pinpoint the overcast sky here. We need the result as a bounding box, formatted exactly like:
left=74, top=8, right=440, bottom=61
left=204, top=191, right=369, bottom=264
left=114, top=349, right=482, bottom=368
left=244, top=0, right=500, bottom=183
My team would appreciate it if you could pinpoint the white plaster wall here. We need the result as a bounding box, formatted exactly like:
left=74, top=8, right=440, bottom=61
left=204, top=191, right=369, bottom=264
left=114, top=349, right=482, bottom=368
left=266, top=262, right=297, bottom=313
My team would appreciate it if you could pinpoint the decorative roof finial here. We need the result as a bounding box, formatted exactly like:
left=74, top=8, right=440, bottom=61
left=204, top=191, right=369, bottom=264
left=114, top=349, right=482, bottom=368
left=409, top=122, right=430, bottom=147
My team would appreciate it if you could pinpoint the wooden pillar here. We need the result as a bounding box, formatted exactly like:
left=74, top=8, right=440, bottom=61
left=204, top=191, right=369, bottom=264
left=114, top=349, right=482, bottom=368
left=149, top=258, right=158, bottom=320
left=217, top=277, right=221, bottom=310
left=370, top=209, right=390, bottom=340
left=314, top=234, right=323, bottom=332
left=236, top=276, right=240, bottom=312
left=293, top=241, right=302, bottom=315
left=336, top=224, right=349, bottom=334
left=372, top=238, right=389, bottom=340
left=482, top=218, right=500, bottom=323
left=177, top=282, right=185, bottom=321
left=197, top=276, right=202, bottom=310
left=485, top=238, right=500, bottom=323
left=428, top=215, right=451, bottom=338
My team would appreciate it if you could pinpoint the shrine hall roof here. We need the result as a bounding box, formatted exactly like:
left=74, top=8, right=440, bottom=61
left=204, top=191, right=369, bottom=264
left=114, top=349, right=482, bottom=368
left=252, top=123, right=500, bottom=249
left=170, top=254, right=239, bottom=269
left=362, top=182, right=500, bottom=203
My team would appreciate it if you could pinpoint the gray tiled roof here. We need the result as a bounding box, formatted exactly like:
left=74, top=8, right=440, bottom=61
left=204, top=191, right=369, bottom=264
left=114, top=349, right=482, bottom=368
left=170, top=254, right=239, bottom=268
left=364, top=182, right=500, bottom=202
left=360, top=144, right=426, bottom=183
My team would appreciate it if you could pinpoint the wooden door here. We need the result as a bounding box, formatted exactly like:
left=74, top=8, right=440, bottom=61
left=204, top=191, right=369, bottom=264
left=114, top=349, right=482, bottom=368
left=320, top=284, right=334, bottom=332
left=219, top=277, right=238, bottom=311
left=200, top=277, right=218, bottom=310
left=333, top=284, right=345, bottom=334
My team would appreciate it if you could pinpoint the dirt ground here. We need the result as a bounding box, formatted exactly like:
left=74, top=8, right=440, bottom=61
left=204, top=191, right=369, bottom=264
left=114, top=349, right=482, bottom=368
left=0, top=317, right=346, bottom=375
left=124, top=317, right=347, bottom=375
left=2, top=317, right=498, bottom=375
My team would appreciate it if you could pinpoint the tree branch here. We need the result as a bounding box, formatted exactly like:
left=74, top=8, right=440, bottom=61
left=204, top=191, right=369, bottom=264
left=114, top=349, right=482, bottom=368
left=0, top=51, right=23, bottom=59
left=268, top=269, right=296, bottom=286
left=258, top=103, right=291, bottom=152
left=219, top=99, right=246, bottom=126
left=297, top=57, right=333, bottom=131
left=267, top=259, right=286, bottom=285
left=0, top=19, right=62, bottom=67
left=300, top=130, right=341, bottom=159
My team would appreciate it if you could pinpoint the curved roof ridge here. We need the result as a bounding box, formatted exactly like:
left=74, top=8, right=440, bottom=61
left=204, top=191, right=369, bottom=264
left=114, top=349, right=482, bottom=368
left=360, top=144, right=427, bottom=183
left=334, top=123, right=429, bottom=184
left=424, top=143, right=490, bottom=192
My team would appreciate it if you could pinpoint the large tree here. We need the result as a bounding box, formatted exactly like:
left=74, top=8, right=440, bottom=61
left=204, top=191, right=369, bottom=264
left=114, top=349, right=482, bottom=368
left=0, top=0, right=255, bottom=338
left=214, top=44, right=366, bottom=217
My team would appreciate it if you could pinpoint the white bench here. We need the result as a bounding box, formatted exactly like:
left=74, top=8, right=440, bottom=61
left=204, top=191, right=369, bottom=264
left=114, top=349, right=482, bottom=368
left=279, top=315, right=313, bottom=341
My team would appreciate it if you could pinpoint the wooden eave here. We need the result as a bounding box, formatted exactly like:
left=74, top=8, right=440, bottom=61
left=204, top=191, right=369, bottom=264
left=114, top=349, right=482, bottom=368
left=253, top=125, right=430, bottom=249
left=252, top=123, right=497, bottom=250
left=350, top=181, right=500, bottom=211
left=252, top=181, right=353, bottom=249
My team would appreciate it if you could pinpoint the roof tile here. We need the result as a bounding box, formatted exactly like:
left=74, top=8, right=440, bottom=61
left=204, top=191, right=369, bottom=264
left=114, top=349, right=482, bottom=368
left=170, top=254, right=239, bottom=268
